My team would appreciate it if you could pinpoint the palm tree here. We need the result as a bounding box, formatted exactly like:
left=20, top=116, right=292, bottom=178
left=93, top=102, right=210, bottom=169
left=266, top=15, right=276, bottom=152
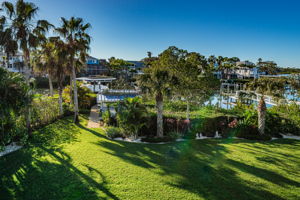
left=56, top=17, right=91, bottom=123
left=139, top=67, right=176, bottom=137
left=247, top=78, right=286, bottom=134
left=32, top=38, right=56, bottom=96
left=1, top=0, right=52, bottom=135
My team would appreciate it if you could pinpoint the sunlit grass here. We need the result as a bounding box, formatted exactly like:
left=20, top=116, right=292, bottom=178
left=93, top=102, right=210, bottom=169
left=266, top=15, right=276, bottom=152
left=0, top=115, right=299, bottom=200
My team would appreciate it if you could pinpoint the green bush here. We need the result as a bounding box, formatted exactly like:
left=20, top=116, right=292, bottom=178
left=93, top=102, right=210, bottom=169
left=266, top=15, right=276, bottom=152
left=63, top=81, right=96, bottom=109
left=31, top=96, right=61, bottom=129
left=105, top=127, right=124, bottom=139
left=233, top=120, right=271, bottom=141
left=116, top=97, right=148, bottom=139
left=164, top=101, right=199, bottom=112
left=167, top=131, right=181, bottom=140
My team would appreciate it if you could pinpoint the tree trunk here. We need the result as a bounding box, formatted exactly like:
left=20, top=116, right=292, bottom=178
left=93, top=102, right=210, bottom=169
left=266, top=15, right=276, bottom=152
left=72, top=65, right=79, bottom=123
left=58, top=87, right=63, bottom=115
left=258, top=96, right=266, bottom=135
left=23, top=52, right=32, bottom=136
left=5, top=53, right=9, bottom=69
left=48, top=74, right=54, bottom=96
left=186, top=100, right=190, bottom=121
left=156, top=92, right=163, bottom=137
left=69, top=76, right=73, bottom=105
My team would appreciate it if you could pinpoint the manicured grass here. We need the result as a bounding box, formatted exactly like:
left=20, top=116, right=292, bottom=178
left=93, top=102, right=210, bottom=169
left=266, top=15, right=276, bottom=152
left=1, top=115, right=299, bottom=200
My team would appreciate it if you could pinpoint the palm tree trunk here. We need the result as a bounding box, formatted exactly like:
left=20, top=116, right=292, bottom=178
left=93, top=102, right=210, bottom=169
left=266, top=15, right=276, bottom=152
left=69, top=76, right=73, bottom=105
left=258, top=96, right=267, bottom=135
left=23, top=52, right=32, bottom=136
left=72, top=65, right=79, bottom=123
left=156, top=92, right=163, bottom=137
left=48, top=74, right=54, bottom=96
left=58, top=87, right=63, bottom=115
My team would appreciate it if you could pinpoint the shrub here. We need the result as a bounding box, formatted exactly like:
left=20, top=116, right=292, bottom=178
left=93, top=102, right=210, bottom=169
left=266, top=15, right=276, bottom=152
left=63, top=81, right=96, bottom=109
left=233, top=120, right=271, bottom=141
left=139, top=115, right=190, bottom=137
left=105, top=127, right=124, bottom=139
left=167, top=131, right=181, bottom=140
left=102, top=109, right=111, bottom=125
left=31, top=96, right=61, bottom=129
left=200, top=116, right=237, bottom=137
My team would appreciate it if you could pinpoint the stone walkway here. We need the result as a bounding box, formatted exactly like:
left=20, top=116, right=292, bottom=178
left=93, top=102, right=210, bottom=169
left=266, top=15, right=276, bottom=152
left=87, top=105, right=100, bottom=128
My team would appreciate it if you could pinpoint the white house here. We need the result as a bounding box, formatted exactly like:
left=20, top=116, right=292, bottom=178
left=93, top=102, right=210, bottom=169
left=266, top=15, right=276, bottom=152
left=0, top=52, right=25, bottom=73
left=235, top=61, right=259, bottom=79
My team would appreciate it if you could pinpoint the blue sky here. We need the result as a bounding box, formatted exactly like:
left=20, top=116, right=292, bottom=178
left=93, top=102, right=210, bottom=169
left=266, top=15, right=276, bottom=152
left=30, top=0, right=300, bottom=67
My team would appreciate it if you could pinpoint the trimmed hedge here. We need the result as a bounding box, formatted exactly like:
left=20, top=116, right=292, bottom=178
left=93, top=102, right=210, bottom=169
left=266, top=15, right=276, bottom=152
left=139, top=114, right=190, bottom=136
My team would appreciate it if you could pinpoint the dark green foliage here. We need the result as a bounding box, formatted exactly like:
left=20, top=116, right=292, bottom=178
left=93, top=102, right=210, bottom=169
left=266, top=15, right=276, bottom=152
left=229, top=119, right=271, bottom=140
left=0, top=68, right=30, bottom=145
left=202, top=116, right=231, bottom=137
left=141, top=136, right=175, bottom=143
left=116, top=97, right=148, bottom=138
left=105, top=126, right=124, bottom=139
left=34, top=77, right=68, bottom=89
left=139, top=115, right=190, bottom=137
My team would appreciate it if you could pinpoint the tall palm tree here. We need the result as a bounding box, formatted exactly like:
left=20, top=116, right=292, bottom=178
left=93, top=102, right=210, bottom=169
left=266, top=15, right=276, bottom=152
left=56, top=17, right=91, bottom=123
left=139, top=67, right=176, bottom=137
left=1, top=0, right=52, bottom=135
left=247, top=78, right=286, bottom=134
left=52, top=37, right=69, bottom=115
left=32, top=38, right=56, bottom=96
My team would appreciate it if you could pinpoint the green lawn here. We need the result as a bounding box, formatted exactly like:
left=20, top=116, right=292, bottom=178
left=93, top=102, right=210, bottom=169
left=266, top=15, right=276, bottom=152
left=1, top=115, right=299, bottom=200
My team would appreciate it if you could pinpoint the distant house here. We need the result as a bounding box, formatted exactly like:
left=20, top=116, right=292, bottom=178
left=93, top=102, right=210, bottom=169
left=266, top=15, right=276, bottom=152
left=126, top=60, right=145, bottom=74
left=80, top=56, right=109, bottom=76
left=235, top=61, right=259, bottom=79
left=214, top=60, right=261, bottom=79
left=0, top=52, right=25, bottom=73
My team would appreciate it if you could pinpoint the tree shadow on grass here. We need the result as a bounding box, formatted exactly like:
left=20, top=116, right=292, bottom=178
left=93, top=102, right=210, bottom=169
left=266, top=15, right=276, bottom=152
left=30, top=117, right=79, bottom=147
left=96, top=139, right=297, bottom=200
left=0, top=147, right=119, bottom=200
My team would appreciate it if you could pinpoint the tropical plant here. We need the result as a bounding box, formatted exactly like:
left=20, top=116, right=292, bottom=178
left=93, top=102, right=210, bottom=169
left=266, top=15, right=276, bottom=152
left=247, top=78, right=286, bottom=134
left=0, top=68, right=32, bottom=145
left=116, top=97, right=148, bottom=139
left=63, top=81, right=96, bottom=110
left=56, top=17, right=91, bottom=123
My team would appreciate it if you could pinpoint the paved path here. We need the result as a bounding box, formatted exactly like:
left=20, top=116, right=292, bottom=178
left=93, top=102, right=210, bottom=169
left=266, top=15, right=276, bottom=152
left=87, top=105, right=100, bottom=128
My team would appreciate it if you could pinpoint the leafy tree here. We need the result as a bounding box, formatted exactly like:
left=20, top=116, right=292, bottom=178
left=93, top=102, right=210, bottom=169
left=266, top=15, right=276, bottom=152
left=247, top=78, right=286, bottom=134
left=172, top=51, right=220, bottom=120
left=56, top=17, right=91, bottom=123
left=257, top=59, right=278, bottom=75
left=108, top=57, right=132, bottom=80
left=31, top=38, right=56, bottom=96
left=117, top=97, right=148, bottom=139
